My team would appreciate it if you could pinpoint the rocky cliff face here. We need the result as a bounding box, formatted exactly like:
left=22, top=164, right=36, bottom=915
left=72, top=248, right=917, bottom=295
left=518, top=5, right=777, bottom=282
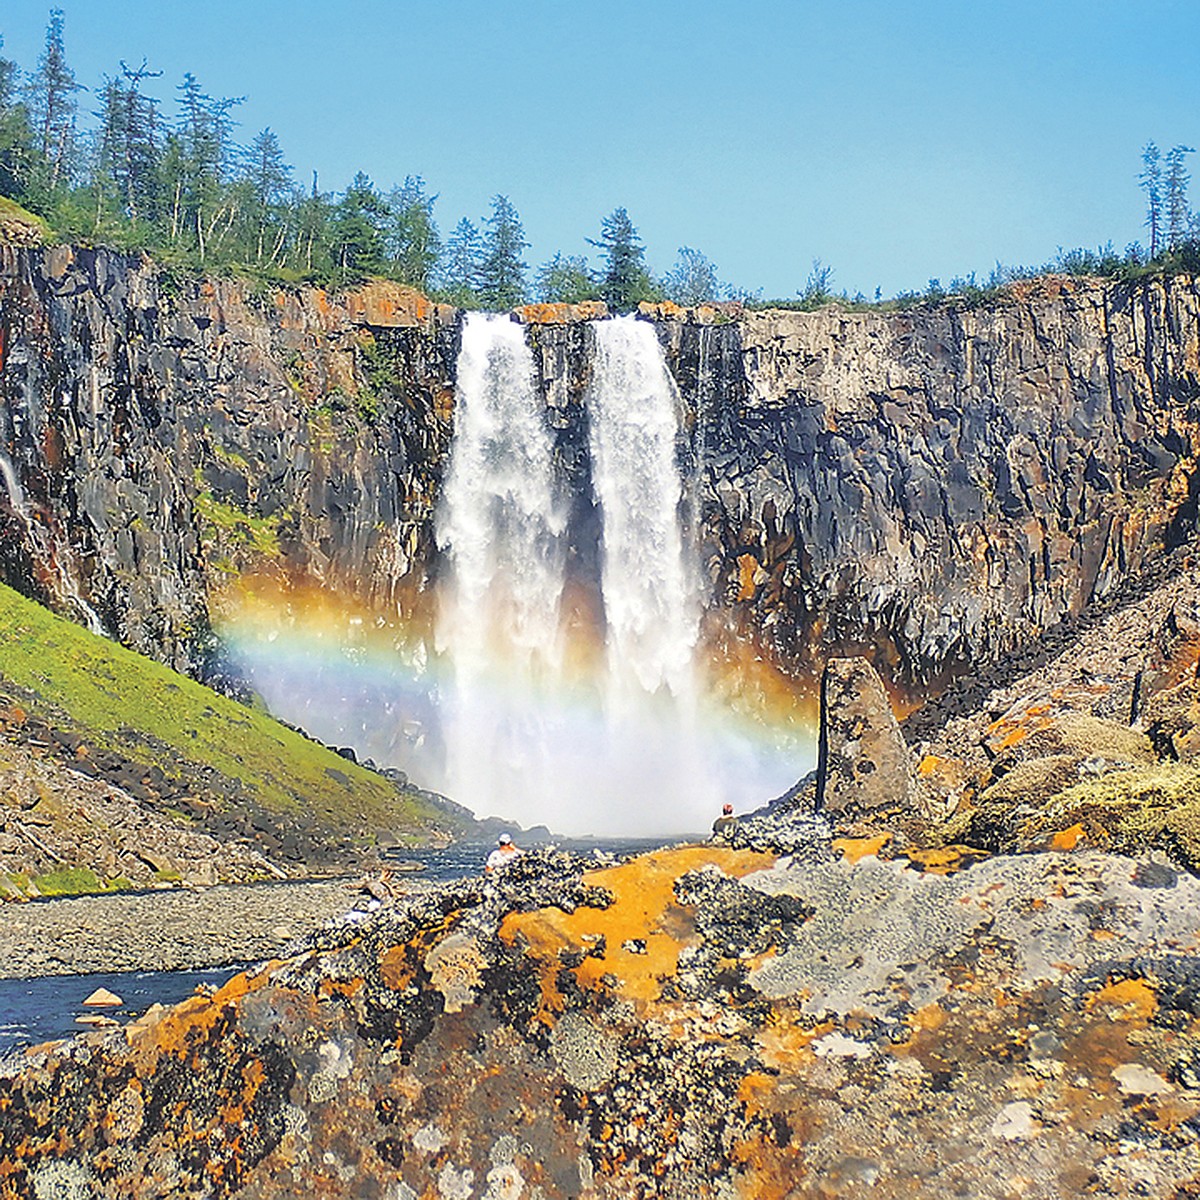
left=684, top=278, right=1200, bottom=689
left=0, top=245, right=459, bottom=675
left=2, top=248, right=1198, bottom=698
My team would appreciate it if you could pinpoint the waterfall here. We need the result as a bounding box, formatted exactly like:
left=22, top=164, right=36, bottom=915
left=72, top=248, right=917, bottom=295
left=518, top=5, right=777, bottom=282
left=435, top=313, right=569, bottom=827
left=224, top=313, right=811, bottom=837
left=0, top=450, right=107, bottom=637
left=584, top=316, right=715, bottom=833
left=435, top=313, right=717, bottom=837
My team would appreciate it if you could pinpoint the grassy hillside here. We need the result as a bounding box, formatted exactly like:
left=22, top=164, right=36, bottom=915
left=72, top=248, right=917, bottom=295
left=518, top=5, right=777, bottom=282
left=0, top=583, right=467, bottom=857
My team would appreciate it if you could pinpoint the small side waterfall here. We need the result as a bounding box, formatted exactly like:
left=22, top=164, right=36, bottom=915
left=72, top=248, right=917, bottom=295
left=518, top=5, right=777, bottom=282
left=0, top=450, right=106, bottom=637
left=435, top=313, right=569, bottom=825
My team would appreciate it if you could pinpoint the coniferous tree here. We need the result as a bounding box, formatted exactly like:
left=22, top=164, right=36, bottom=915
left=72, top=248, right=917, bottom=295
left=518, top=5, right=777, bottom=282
left=294, top=171, right=332, bottom=276
left=0, top=37, right=32, bottom=196
left=1141, top=141, right=1164, bottom=258
left=387, top=175, right=439, bottom=289
left=243, top=128, right=292, bottom=264
left=95, top=60, right=161, bottom=226
left=331, top=171, right=389, bottom=281
left=171, top=73, right=242, bottom=259
left=589, top=207, right=656, bottom=311
left=479, top=194, right=527, bottom=310
left=535, top=252, right=598, bottom=303
left=24, top=9, right=81, bottom=195
left=440, top=216, right=485, bottom=306
left=1165, top=145, right=1195, bottom=251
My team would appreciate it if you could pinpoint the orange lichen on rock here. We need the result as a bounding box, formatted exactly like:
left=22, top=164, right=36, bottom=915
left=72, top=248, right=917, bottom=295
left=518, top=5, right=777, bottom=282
left=737, top=553, right=760, bottom=601
left=500, top=845, right=774, bottom=1011
left=342, top=281, right=433, bottom=328
left=754, top=1018, right=828, bottom=1072
left=1086, top=978, right=1158, bottom=1021
left=513, top=300, right=609, bottom=325
left=317, top=976, right=364, bottom=999
left=131, top=964, right=278, bottom=1057
left=833, top=834, right=892, bottom=864
left=1051, top=823, right=1088, bottom=850
left=901, top=845, right=989, bottom=874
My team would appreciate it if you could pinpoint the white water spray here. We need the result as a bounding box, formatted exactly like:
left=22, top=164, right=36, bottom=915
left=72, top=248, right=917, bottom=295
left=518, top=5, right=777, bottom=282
left=434, top=314, right=718, bottom=836
left=435, top=313, right=569, bottom=826
left=585, top=316, right=715, bottom=832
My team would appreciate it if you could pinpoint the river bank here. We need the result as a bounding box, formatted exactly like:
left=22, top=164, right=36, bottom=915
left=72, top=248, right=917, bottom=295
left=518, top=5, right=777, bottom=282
left=0, top=877, right=432, bottom=977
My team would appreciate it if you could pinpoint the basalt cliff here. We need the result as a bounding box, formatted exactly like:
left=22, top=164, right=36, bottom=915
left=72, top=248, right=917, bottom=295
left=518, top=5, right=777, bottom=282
left=2, top=245, right=1198, bottom=696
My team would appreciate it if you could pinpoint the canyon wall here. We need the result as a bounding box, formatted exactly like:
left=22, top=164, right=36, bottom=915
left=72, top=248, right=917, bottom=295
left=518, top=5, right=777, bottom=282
left=1, top=245, right=1198, bottom=693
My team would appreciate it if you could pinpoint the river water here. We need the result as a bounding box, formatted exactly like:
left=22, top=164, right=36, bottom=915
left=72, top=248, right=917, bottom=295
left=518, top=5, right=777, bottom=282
left=0, top=837, right=672, bottom=1057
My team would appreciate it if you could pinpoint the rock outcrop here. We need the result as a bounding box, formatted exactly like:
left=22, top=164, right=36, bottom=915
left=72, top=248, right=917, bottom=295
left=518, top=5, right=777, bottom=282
left=3, top=837, right=1199, bottom=1198
left=2, top=250, right=1198, bottom=701
left=815, top=656, right=916, bottom=834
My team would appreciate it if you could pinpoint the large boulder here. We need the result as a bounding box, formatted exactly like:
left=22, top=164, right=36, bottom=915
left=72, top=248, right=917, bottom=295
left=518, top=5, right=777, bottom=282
left=816, top=656, right=916, bottom=834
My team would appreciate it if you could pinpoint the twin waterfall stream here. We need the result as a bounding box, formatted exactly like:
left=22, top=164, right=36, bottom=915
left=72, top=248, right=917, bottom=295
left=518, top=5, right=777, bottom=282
left=436, top=315, right=712, bottom=836
left=226, top=313, right=811, bottom=838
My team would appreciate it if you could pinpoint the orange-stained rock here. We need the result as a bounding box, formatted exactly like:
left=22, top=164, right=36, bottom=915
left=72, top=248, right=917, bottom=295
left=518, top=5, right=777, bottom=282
left=514, top=300, right=608, bottom=324
left=501, top=844, right=773, bottom=1010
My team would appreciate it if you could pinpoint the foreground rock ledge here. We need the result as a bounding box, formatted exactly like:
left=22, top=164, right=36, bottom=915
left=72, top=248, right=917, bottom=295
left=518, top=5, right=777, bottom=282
left=2, top=842, right=1199, bottom=1199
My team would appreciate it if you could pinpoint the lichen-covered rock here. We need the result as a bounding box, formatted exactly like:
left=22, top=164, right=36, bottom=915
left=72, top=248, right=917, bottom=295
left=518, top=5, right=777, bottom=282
left=3, top=840, right=1200, bottom=1198
left=816, top=656, right=916, bottom=833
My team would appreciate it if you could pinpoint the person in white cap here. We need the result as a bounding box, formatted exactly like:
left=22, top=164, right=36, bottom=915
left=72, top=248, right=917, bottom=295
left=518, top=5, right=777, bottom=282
left=485, top=833, right=523, bottom=872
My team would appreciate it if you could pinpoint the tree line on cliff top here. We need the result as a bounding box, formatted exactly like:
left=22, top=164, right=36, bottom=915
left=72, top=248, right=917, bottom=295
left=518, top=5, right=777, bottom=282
left=0, top=13, right=1197, bottom=313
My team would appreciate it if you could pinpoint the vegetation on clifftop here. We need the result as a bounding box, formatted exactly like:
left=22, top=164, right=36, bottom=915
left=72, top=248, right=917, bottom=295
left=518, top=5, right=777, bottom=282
left=6, top=13, right=1192, bottom=313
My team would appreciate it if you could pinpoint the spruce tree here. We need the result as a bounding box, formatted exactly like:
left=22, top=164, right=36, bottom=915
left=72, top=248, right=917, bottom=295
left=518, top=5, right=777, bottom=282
left=0, top=37, right=32, bottom=197
left=387, top=175, right=440, bottom=290
left=331, top=171, right=389, bottom=281
left=662, top=246, right=722, bottom=305
left=96, top=61, right=162, bottom=226
left=479, top=194, right=527, bottom=310
left=590, top=207, right=656, bottom=311
left=243, top=128, right=292, bottom=263
left=1165, top=145, right=1195, bottom=251
left=24, top=9, right=81, bottom=194
left=535, top=253, right=598, bottom=303
left=440, top=217, right=485, bottom=307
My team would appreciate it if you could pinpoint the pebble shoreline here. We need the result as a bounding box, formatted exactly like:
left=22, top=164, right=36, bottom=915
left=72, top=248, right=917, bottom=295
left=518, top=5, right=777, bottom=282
left=0, top=878, right=439, bottom=978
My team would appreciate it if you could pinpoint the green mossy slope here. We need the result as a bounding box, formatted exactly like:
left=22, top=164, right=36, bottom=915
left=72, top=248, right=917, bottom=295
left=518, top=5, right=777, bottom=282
left=0, top=583, right=463, bottom=851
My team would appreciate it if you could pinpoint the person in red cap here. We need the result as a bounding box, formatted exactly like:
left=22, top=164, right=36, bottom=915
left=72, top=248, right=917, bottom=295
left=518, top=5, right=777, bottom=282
left=711, top=803, right=737, bottom=841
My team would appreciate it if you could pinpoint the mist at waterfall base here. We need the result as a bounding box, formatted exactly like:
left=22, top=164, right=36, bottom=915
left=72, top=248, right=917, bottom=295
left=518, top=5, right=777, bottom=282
left=219, top=316, right=816, bottom=837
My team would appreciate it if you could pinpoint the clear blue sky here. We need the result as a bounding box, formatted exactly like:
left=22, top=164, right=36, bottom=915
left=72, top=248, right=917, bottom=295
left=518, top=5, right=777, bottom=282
left=2, top=0, right=1197, bottom=299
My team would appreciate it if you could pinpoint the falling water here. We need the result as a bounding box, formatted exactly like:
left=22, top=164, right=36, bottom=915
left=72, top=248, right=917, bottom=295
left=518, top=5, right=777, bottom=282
left=229, top=313, right=811, bottom=839
left=584, top=316, right=715, bottom=832
left=435, top=313, right=569, bottom=827
left=431, top=313, right=723, bottom=836
left=0, top=450, right=106, bottom=637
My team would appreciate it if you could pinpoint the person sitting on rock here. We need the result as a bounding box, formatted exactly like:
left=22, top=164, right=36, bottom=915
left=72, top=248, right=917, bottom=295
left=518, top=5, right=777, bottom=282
left=485, top=833, right=523, bottom=872
left=711, top=803, right=737, bottom=840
